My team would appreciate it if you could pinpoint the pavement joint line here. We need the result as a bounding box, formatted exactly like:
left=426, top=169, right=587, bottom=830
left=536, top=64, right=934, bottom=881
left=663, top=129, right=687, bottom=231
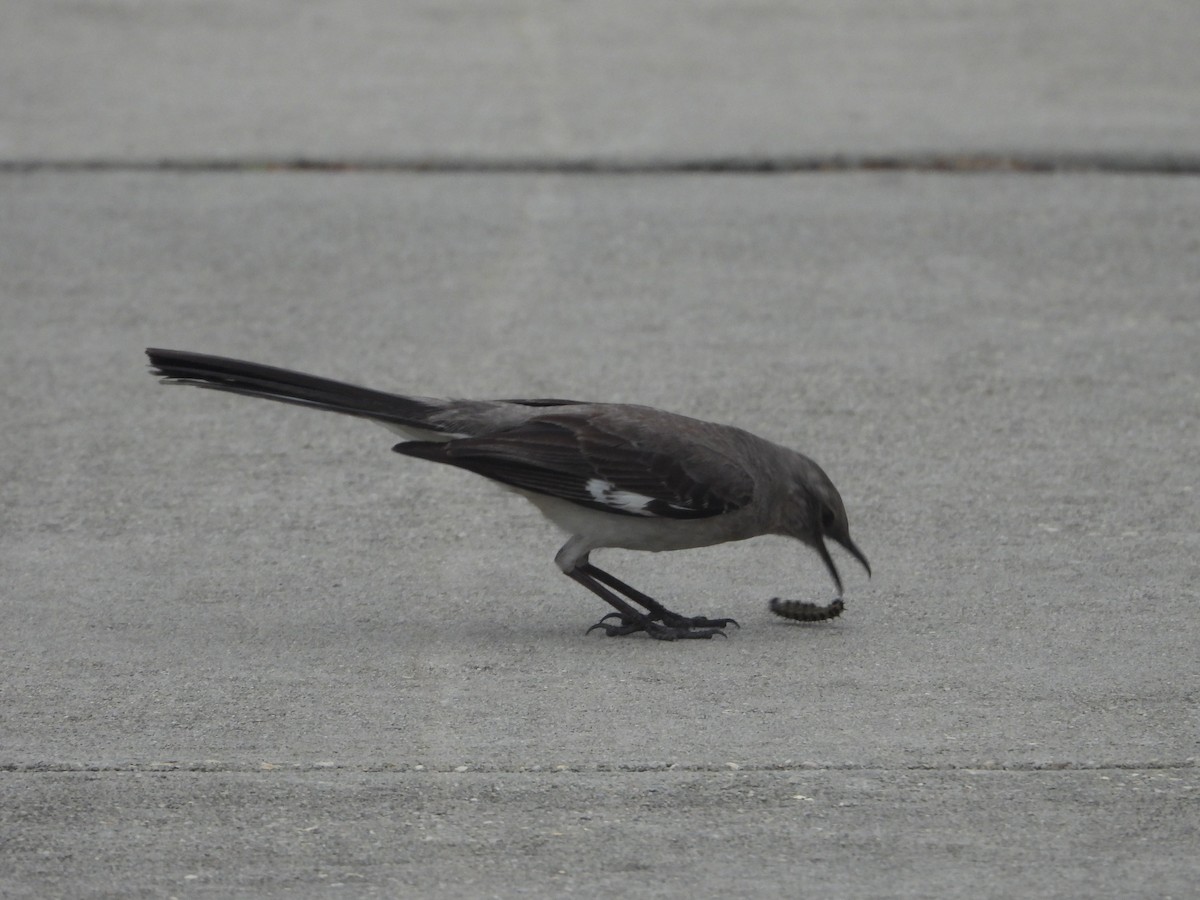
left=3, top=153, right=1200, bottom=175
left=2, top=760, right=1194, bottom=774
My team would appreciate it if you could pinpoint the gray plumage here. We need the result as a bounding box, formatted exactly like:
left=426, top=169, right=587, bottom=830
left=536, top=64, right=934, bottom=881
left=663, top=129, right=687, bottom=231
left=146, top=348, right=869, bottom=640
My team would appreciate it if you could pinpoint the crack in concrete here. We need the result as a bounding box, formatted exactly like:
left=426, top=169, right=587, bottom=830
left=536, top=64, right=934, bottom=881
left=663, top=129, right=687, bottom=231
left=2, top=153, right=1199, bottom=175
left=2, top=759, right=1194, bottom=774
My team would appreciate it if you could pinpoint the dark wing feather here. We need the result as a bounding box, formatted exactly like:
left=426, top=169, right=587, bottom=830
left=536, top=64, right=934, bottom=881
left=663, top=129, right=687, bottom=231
left=496, top=398, right=587, bottom=407
left=393, top=415, right=752, bottom=519
left=146, top=348, right=441, bottom=429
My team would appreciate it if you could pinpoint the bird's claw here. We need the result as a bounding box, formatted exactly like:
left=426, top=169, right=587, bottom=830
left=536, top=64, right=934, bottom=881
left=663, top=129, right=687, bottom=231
left=586, top=615, right=728, bottom=640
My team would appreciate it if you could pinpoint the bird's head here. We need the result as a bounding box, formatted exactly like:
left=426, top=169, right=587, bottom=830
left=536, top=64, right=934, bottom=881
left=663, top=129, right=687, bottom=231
left=777, top=454, right=871, bottom=596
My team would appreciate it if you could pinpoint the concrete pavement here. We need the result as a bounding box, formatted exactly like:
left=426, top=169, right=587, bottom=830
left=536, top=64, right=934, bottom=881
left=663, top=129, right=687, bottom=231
left=5, top=1, right=1200, bottom=162
left=2, top=3, right=1197, bottom=898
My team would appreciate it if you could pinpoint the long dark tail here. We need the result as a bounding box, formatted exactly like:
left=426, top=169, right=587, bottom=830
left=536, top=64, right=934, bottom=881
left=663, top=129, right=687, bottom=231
left=146, top=348, right=440, bottom=429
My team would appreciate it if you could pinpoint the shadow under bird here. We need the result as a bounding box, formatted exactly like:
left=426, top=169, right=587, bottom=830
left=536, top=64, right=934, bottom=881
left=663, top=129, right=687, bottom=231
left=146, top=349, right=870, bottom=640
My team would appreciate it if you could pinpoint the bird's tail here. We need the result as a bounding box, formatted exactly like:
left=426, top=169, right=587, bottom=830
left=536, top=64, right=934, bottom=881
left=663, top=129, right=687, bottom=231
left=146, top=348, right=443, bottom=431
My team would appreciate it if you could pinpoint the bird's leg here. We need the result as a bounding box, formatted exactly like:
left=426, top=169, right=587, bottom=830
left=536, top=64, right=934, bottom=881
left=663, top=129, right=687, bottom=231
left=576, top=563, right=738, bottom=633
left=566, top=566, right=728, bottom=640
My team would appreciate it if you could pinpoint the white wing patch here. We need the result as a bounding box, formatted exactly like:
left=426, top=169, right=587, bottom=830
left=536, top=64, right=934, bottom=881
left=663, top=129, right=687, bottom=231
left=586, top=478, right=659, bottom=516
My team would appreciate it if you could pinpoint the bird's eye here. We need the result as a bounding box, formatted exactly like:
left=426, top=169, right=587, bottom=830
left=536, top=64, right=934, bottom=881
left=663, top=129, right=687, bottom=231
left=820, top=506, right=837, bottom=530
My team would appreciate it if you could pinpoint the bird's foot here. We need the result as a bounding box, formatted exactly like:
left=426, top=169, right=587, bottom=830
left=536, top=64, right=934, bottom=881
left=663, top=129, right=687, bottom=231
left=593, top=609, right=739, bottom=631
left=586, top=614, right=728, bottom=640
left=657, top=611, right=739, bottom=630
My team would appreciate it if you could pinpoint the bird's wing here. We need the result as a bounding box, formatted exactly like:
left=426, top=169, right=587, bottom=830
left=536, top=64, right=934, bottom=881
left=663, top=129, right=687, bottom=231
left=393, top=412, right=754, bottom=519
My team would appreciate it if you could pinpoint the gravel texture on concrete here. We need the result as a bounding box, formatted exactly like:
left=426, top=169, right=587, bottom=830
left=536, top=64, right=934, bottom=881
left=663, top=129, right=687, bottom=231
left=4, top=1, right=1200, bottom=161
left=3, top=171, right=1197, bottom=897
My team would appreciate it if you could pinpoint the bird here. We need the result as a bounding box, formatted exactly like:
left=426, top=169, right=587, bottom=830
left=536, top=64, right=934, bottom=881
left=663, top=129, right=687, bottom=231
left=145, top=349, right=870, bottom=640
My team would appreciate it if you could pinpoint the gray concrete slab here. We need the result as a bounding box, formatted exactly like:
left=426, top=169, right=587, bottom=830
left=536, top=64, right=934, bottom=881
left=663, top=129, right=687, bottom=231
left=2, top=171, right=1197, bottom=896
left=4, top=1, right=1200, bottom=162
left=4, top=768, right=1197, bottom=899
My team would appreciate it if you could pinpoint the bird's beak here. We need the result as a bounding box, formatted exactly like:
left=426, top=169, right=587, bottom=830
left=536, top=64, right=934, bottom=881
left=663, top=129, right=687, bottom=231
left=839, top=536, right=872, bottom=579
left=820, top=534, right=870, bottom=596
left=815, top=540, right=844, bottom=596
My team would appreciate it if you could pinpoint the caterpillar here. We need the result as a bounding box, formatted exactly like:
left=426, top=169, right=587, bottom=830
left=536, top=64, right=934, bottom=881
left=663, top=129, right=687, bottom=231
left=768, top=597, right=845, bottom=622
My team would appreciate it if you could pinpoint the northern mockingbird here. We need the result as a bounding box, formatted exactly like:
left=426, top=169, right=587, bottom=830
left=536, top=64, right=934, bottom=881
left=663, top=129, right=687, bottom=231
left=146, top=349, right=870, bottom=640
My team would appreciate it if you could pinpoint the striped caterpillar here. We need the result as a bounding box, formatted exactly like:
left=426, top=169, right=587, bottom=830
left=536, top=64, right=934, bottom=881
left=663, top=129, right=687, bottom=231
left=768, top=597, right=845, bottom=622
